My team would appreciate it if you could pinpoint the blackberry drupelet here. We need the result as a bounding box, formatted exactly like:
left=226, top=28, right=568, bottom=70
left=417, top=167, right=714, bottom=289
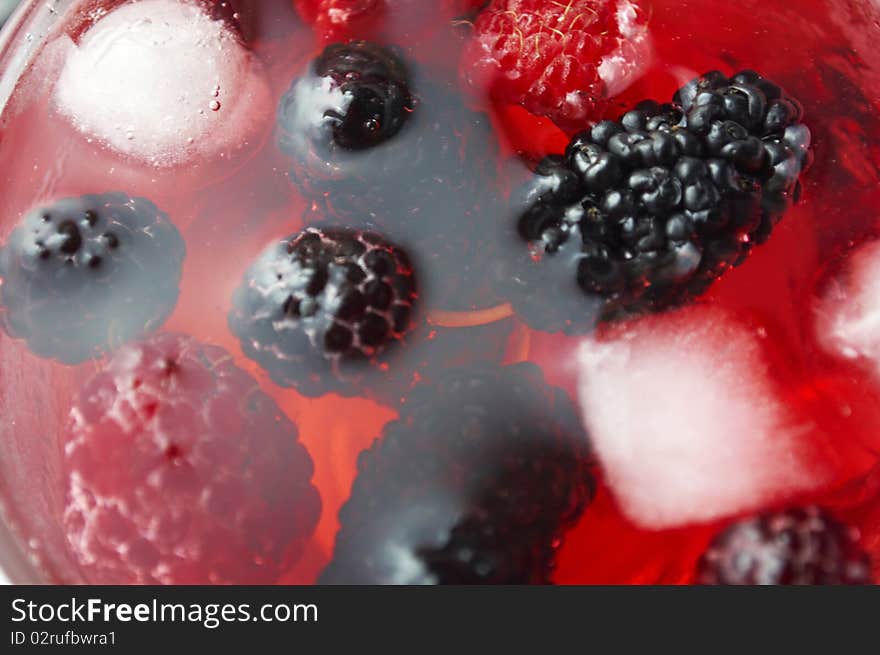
left=504, top=70, right=812, bottom=333
left=697, top=506, right=872, bottom=585
left=280, top=43, right=501, bottom=310
left=228, top=226, right=418, bottom=398
left=0, top=193, right=185, bottom=364
left=319, top=363, right=594, bottom=584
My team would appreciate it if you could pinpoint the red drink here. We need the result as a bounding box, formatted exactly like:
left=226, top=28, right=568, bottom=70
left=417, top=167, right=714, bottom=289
left=0, top=0, right=877, bottom=584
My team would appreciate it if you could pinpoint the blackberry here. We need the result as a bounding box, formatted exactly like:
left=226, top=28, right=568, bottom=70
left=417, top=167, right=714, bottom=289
left=280, top=44, right=501, bottom=310
left=319, top=363, right=594, bottom=584
left=503, top=70, right=812, bottom=333
left=228, top=226, right=417, bottom=398
left=0, top=193, right=185, bottom=364
left=698, top=507, right=872, bottom=585
left=303, top=192, right=504, bottom=313
left=278, top=40, right=413, bottom=168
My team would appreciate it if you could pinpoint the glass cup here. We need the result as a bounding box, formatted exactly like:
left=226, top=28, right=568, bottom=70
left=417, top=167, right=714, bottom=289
left=1, top=0, right=879, bottom=586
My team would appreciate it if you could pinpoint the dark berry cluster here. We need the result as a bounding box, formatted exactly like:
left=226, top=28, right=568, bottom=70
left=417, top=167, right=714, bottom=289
left=697, top=506, right=872, bottom=585
left=320, top=363, right=594, bottom=584
left=228, top=226, right=417, bottom=398
left=504, top=70, right=812, bottom=333
left=0, top=193, right=185, bottom=363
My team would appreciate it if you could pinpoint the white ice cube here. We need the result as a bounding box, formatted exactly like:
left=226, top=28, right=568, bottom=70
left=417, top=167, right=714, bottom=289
left=598, top=0, right=654, bottom=97
left=814, top=240, right=880, bottom=375
left=54, top=0, right=269, bottom=167
left=576, top=305, right=830, bottom=529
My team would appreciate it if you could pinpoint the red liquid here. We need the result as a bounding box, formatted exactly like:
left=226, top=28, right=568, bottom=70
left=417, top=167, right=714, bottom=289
left=0, top=0, right=878, bottom=584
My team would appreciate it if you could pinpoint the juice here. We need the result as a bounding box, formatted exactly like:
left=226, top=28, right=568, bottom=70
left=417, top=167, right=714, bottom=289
left=0, top=0, right=878, bottom=584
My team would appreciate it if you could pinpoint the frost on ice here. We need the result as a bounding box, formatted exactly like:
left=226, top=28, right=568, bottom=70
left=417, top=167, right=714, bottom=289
left=814, top=240, right=880, bottom=377
left=54, top=0, right=269, bottom=166
left=576, top=305, right=830, bottom=529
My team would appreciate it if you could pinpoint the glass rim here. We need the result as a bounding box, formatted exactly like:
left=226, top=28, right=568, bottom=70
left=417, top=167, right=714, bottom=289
left=0, top=0, right=70, bottom=585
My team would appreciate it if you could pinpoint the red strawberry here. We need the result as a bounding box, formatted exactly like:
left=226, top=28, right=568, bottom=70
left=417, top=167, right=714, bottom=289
left=460, top=0, right=651, bottom=131
left=63, top=333, right=321, bottom=584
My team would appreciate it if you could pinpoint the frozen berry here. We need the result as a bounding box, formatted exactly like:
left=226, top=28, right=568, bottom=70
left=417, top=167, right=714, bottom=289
left=63, top=333, right=321, bottom=584
left=697, top=507, right=872, bottom=585
left=502, top=71, right=812, bottom=333
left=460, top=0, right=649, bottom=131
left=0, top=193, right=185, bottom=363
left=228, top=226, right=417, bottom=398
left=320, top=363, right=594, bottom=584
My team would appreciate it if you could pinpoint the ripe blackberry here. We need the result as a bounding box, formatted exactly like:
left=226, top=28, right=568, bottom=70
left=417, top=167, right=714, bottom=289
left=319, top=363, right=594, bottom=584
left=504, top=70, right=812, bottom=333
left=279, top=41, right=414, bottom=156
left=63, top=333, right=321, bottom=584
left=0, top=193, right=185, bottom=363
left=697, top=507, right=872, bottom=585
left=228, top=226, right=417, bottom=398
left=282, top=44, right=501, bottom=310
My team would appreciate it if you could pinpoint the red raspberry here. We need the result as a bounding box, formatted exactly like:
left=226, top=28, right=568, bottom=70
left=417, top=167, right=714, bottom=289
left=293, top=0, right=484, bottom=42
left=63, top=333, right=321, bottom=584
left=460, top=0, right=650, bottom=131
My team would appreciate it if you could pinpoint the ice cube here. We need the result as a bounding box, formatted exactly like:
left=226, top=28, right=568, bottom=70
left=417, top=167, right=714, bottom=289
left=54, top=0, right=269, bottom=167
left=576, top=305, right=831, bottom=529
left=814, top=240, right=880, bottom=375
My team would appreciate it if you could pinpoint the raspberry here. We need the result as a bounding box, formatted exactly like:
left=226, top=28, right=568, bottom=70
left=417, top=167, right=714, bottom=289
left=228, top=227, right=418, bottom=398
left=0, top=193, right=185, bottom=364
left=319, top=363, right=594, bottom=584
left=63, top=333, right=321, bottom=584
left=697, top=507, right=872, bottom=585
left=460, top=0, right=648, bottom=131
left=280, top=43, right=501, bottom=310
left=502, top=70, right=812, bottom=333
